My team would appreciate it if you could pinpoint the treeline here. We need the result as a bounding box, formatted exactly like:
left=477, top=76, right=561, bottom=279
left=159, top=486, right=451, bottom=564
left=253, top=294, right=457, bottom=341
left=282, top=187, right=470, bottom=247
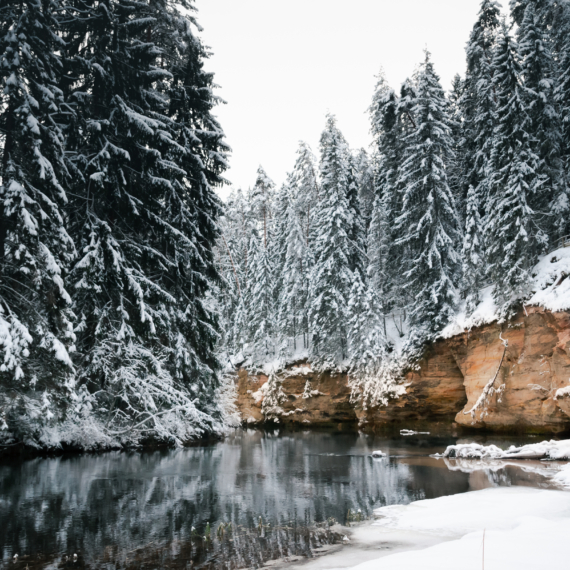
left=217, top=0, right=570, bottom=406
left=0, top=0, right=228, bottom=447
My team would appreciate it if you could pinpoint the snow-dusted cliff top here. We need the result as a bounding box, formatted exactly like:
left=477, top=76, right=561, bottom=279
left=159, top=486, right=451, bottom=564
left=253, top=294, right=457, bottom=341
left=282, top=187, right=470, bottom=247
left=441, top=246, right=570, bottom=339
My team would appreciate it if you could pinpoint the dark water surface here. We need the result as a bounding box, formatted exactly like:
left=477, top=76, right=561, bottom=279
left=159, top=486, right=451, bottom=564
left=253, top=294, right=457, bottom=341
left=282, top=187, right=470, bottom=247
left=0, top=428, right=559, bottom=569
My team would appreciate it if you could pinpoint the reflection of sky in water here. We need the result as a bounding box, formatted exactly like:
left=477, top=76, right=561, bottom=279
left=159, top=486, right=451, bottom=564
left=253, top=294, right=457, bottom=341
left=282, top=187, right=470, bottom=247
left=0, top=429, right=557, bottom=567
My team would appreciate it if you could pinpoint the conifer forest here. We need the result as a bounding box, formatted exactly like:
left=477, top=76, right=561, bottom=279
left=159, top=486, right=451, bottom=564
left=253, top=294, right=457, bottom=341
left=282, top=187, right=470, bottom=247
left=2, top=0, right=570, bottom=450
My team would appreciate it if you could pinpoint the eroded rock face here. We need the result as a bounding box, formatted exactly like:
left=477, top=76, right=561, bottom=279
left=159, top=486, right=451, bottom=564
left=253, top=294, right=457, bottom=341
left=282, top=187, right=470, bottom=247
left=449, top=308, right=570, bottom=432
left=356, top=339, right=468, bottom=426
left=235, top=362, right=356, bottom=425
left=234, top=310, right=570, bottom=433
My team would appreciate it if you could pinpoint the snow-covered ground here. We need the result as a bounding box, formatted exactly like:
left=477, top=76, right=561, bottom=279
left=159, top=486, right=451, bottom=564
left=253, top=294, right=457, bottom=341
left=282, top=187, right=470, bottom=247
left=280, top=439, right=570, bottom=570
left=341, top=488, right=570, bottom=570
left=442, top=245, right=570, bottom=338
left=286, top=487, right=570, bottom=570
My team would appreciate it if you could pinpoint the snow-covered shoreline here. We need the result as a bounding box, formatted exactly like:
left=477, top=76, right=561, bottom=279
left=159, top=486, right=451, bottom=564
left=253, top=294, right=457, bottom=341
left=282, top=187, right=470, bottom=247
left=436, top=439, right=570, bottom=489
left=438, top=438, right=570, bottom=461
left=284, top=439, right=570, bottom=570
left=338, top=487, right=570, bottom=570
left=288, top=487, right=570, bottom=570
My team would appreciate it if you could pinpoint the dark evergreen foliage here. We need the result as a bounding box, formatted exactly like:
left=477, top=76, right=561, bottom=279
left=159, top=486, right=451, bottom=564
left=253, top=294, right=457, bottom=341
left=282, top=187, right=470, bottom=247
left=1, top=0, right=229, bottom=446
left=0, top=0, right=76, bottom=442
left=486, top=21, right=546, bottom=309
left=395, top=52, right=461, bottom=338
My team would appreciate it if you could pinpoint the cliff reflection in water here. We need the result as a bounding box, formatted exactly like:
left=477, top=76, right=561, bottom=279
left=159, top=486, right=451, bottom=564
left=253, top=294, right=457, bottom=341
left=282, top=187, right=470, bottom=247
left=0, top=429, right=556, bottom=569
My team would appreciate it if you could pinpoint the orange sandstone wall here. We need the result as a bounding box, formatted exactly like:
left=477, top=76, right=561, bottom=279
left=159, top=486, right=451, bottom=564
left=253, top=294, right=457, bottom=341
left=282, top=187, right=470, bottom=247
left=235, top=309, right=570, bottom=433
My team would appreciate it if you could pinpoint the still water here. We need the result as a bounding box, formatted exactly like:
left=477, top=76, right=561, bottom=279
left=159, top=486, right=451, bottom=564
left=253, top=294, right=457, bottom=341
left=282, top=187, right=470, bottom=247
left=0, top=428, right=559, bottom=569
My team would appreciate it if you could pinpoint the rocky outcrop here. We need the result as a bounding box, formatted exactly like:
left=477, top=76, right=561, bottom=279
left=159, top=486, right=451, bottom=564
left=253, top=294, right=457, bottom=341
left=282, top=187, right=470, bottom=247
left=235, top=309, right=570, bottom=433
left=236, top=363, right=356, bottom=425
left=449, top=308, right=570, bottom=432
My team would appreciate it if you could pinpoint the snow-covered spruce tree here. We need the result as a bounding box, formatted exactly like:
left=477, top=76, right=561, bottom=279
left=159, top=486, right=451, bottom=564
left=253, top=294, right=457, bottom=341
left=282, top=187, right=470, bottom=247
left=260, top=371, right=286, bottom=420
left=367, top=71, right=406, bottom=309
left=395, top=52, right=461, bottom=346
left=517, top=1, right=569, bottom=240
left=347, top=152, right=367, bottom=280
left=288, top=142, right=319, bottom=346
left=249, top=166, right=275, bottom=249
left=486, top=21, right=547, bottom=311
left=557, top=7, right=570, bottom=199
left=289, top=142, right=319, bottom=253
left=0, top=0, right=77, bottom=444
left=390, top=77, right=421, bottom=312
left=447, top=74, right=468, bottom=226
left=163, top=4, right=229, bottom=414
left=461, top=0, right=501, bottom=221
left=354, top=148, right=375, bottom=229
left=278, top=190, right=308, bottom=352
left=62, top=0, right=228, bottom=443
left=308, top=115, right=355, bottom=368
left=215, top=190, right=245, bottom=355
left=271, top=180, right=291, bottom=328
left=245, top=231, right=276, bottom=363
left=462, top=185, right=485, bottom=314
left=346, top=272, right=402, bottom=410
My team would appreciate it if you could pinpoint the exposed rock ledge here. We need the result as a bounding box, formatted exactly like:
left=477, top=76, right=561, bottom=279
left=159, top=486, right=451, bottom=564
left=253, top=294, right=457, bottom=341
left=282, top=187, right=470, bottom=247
left=235, top=308, right=570, bottom=434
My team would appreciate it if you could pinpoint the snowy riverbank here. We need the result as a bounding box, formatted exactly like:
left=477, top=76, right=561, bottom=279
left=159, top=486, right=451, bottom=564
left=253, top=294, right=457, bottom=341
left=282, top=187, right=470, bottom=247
left=282, top=439, right=570, bottom=570
left=285, top=487, right=570, bottom=570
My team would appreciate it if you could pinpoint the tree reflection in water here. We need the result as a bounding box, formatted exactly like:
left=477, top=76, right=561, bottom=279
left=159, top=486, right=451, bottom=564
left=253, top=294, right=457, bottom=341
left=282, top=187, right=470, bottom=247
left=0, top=428, right=552, bottom=569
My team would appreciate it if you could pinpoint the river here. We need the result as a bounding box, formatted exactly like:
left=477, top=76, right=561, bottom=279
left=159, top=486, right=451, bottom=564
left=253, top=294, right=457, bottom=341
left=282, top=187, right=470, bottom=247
left=0, top=427, right=560, bottom=569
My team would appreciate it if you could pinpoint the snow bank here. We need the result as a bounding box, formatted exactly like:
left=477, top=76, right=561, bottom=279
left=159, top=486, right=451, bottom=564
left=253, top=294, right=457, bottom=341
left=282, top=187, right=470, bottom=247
left=322, top=487, right=570, bottom=570
left=439, top=439, right=570, bottom=460
left=441, top=246, right=570, bottom=339
left=527, top=246, right=570, bottom=312
left=553, top=463, right=570, bottom=488
left=441, top=285, right=497, bottom=338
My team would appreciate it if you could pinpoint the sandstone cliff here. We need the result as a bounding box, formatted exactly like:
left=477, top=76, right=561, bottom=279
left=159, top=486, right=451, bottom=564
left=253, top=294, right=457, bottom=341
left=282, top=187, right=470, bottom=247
left=235, top=309, right=570, bottom=433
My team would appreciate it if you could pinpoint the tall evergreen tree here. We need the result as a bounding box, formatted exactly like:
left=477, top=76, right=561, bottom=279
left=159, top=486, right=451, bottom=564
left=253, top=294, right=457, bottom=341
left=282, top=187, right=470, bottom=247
left=462, top=185, right=485, bottom=314
left=486, top=21, right=546, bottom=310
left=448, top=74, right=468, bottom=225
left=346, top=153, right=367, bottom=280
left=396, top=52, right=461, bottom=340
left=354, top=148, right=375, bottom=228
left=461, top=0, right=501, bottom=219
left=290, top=142, right=319, bottom=252
left=245, top=231, right=275, bottom=361
left=347, top=273, right=387, bottom=400
left=308, top=115, right=355, bottom=367
left=278, top=191, right=308, bottom=351
left=517, top=0, right=568, bottom=240
left=216, top=189, right=246, bottom=354
left=0, top=0, right=76, bottom=442
left=249, top=166, right=275, bottom=249
left=62, top=0, right=228, bottom=441
left=290, top=142, right=319, bottom=333
left=367, top=71, right=406, bottom=308
left=271, top=181, right=290, bottom=319
left=557, top=7, right=570, bottom=199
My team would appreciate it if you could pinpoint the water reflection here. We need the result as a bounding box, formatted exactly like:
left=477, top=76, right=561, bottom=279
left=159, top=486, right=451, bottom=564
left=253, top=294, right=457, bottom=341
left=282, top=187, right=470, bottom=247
left=0, top=429, right=560, bottom=569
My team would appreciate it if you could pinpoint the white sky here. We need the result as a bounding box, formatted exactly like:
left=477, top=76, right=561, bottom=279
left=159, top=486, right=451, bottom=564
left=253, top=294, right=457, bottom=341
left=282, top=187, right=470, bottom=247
left=195, top=0, right=487, bottom=197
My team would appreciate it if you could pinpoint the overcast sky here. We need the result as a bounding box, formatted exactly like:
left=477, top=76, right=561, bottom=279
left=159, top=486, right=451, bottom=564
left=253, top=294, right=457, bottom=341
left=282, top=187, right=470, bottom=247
left=195, top=0, right=490, bottom=198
